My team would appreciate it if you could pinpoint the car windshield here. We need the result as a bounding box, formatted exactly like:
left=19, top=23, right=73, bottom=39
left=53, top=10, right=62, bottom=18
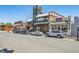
left=53, top=31, right=60, bottom=33
left=60, top=30, right=64, bottom=33
left=32, top=30, right=41, bottom=32
left=51, top=30, right=61, bottom=33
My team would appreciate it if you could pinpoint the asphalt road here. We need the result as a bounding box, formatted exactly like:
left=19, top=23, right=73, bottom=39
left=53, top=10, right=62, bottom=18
left=0, top=31, right=79, bottom=53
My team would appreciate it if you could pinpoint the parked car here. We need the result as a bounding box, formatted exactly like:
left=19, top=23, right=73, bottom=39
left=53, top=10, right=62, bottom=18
left=20, top=29, right=26, bottom=34
left=13, top=28, right=20, bottom=33
left=45, top=30, right=65, bottom=38
left=25, top=30, right=30, bottom=34
left=13, top=28, right=30, bottom=34
left=30, top=30, right=43, bottom=36
left=0, top=48, right=14, bottom=53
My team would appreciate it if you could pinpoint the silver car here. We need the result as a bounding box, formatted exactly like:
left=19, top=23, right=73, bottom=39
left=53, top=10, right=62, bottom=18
left=45, top=30, right=65, bottom=38
left=30, top=30, right=43, bottom=36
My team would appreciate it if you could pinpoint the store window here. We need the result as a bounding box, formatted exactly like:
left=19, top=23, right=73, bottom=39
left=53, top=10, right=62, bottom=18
left=58, top=26, right=60, bottom=30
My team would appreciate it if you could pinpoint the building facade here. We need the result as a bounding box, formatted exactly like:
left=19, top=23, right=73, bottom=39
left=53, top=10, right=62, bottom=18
left=0, top=24, right=13, bottom=32
left=26, top=21, right=33, bottom=30
left=33, top=11, right=71, bottom=34
left=0, top=23, right=13, bottom=32
left=14, top=21, right=25, bottom=29
left=13, top=21, right=32, bottom=30
left=71, top=16, right=79, bottom=36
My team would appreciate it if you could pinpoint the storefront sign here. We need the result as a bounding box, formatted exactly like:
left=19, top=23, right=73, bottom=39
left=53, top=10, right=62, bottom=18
left=56, top=18, right=62, bottom=22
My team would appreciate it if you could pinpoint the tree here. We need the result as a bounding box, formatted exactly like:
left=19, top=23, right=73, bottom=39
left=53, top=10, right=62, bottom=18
left=0, top=22, right=12, bottom=26
left=0, top=22, right=6, bottom=25
left=6, top=23, right=12, bottom=26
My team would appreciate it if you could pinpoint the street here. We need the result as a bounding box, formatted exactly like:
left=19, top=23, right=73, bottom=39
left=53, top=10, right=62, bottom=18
left=0, top=31, right=79, bottom=53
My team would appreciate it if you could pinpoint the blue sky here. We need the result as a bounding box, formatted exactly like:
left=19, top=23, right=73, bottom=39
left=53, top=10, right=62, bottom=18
left=0, top=5, right=79, bottom=23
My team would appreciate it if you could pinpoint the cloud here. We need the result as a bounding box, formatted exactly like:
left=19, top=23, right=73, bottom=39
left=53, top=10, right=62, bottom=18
left=27, top=19, right=33, bottom=22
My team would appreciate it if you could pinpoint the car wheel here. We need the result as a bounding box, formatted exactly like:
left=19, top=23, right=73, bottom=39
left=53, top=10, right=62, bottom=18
left=39, top=34, right=41, bottom=36
left=57, top=35, right=61, bottom=38
left=60, top=37, right=63, bottom=38
left=46, top=34, right=49, bottom=37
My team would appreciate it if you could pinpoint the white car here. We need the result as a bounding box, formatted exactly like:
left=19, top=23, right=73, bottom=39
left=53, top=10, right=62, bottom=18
left=45, top=30, right=65, bottom=38
left=30, top=30, right=43, bottom=36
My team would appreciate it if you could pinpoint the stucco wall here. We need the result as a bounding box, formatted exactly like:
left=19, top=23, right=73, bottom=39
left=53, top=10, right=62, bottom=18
left=71, top=24, right=77, bottom=37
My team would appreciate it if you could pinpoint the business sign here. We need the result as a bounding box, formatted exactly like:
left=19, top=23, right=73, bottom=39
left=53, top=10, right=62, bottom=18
left=56, top=18, right=62, bottom=22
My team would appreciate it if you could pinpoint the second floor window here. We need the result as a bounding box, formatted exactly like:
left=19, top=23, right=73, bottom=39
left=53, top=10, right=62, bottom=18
left=36, top=17, right=48, bottom=22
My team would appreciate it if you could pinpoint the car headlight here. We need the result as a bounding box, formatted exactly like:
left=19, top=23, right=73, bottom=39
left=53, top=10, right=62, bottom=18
left=39, top=32, right=43, bottom=34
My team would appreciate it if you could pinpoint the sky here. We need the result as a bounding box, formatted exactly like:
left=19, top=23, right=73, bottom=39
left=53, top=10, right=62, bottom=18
left=0, top=5, right=79, bottom=23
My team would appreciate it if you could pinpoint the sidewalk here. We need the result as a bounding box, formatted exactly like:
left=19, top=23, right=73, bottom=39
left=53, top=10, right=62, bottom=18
left=64, top=36, right=77, bottom=41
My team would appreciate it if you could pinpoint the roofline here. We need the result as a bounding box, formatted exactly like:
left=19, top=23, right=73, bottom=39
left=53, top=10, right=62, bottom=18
left=35, top=11, right=67, bottom=18
left=49, top=11, right=66, bottom=18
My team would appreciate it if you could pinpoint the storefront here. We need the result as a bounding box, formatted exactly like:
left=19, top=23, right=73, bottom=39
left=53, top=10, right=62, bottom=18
left=49, top=21, right=68, bottom=32
left=34, top=11, right=71, bottom=34
left=35, top=24, right=49, bottom=33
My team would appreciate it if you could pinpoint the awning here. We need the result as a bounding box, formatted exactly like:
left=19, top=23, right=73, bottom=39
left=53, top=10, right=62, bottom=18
left=34, top=22, right=48, bottom=25
left=50, top=22, right=67, bottom=25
